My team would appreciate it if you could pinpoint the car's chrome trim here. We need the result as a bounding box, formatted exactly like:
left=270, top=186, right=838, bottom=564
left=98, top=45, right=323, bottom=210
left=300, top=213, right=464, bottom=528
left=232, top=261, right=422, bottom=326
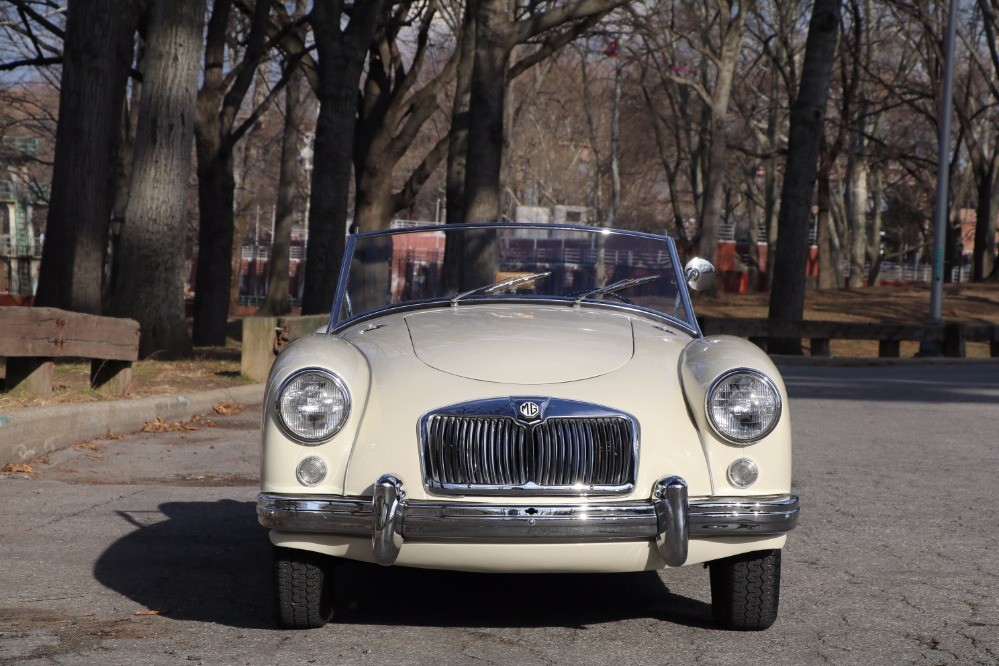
left=372, top=474, right=404, bottom=565
left=419, top=398, right=640, bottom=496
left=257, top=479, right=799, bottom=567
left=653, top=476, right=688, bottom=567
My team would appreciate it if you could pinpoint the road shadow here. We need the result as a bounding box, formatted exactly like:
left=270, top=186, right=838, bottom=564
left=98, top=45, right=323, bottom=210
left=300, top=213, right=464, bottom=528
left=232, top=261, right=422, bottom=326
left=94, top=499, right=274, bottom=630
left=331, top=561, right=714, bottom=630
left=93, top=500, right=714, bottom=631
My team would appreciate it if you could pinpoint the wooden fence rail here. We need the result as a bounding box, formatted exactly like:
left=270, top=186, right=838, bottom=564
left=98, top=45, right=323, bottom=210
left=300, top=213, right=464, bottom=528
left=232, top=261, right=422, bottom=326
left=697, top=316, right=999, bottom=359
left=0, top=307, right=140, bottom=394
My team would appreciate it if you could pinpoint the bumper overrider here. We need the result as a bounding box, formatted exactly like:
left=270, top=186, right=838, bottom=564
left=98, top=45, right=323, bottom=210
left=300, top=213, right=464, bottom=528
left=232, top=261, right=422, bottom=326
left=257, top=475, right=799, bottom=568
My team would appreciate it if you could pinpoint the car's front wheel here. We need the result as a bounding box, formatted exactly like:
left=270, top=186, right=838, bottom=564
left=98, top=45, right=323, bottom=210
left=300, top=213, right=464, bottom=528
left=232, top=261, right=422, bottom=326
left=709, top=549, right=781, bottom=631
left=274, top=546, right=335, bottom=629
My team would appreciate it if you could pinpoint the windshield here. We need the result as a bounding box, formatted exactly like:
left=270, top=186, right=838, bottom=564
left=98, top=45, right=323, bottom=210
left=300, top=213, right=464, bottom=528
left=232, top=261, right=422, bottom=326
left=333, top=224, right=695, bottom=330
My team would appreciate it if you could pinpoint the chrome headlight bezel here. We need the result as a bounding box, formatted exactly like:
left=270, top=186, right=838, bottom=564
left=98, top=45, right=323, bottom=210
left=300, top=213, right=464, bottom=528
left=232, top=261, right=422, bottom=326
left=705, top=368, right=782, bottom=445
left=275, top=368, right=351, bottom=444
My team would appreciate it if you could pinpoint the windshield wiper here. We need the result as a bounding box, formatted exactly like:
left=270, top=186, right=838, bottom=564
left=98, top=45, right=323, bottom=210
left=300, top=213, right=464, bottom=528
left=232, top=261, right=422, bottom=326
left=451, top=271, right=552, bottom=307
left=572, top=275, right=660, bottom=306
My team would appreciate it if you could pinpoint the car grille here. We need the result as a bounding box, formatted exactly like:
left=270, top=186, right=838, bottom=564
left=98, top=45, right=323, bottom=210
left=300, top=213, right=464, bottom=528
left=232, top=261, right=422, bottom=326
left=421, top=399, right=637, bottom=495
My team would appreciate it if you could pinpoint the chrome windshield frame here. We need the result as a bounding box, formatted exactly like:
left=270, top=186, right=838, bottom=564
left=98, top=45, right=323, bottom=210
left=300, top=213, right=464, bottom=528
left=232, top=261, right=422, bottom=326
left=327, top=223, right=702, bottom=337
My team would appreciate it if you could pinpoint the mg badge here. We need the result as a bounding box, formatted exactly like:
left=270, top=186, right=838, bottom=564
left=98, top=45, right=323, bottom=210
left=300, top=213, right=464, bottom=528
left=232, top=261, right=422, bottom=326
left=518, top=401, right=541, bottom=421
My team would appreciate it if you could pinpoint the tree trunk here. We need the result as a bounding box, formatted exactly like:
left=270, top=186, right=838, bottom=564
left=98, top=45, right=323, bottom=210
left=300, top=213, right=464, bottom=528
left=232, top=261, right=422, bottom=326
left=607, top=55, right=622, bottom=228
left=462, top=0, right=511, bottom=223
left=192, top=148, right=236, bottom=346
left=192, top=0, right=271, bottom=345
left=973, top=162, right=998, bottom=281
left=763, top=122, right=779, bottom=290
left=698, top=6, right=747, bottom=265
left=768, top=0, right=842, bottom=355
left=259, top=63, right=309, bottom=316
left=354, top=165, right=395, bottom=231
left=35, top=0, right=136, bottom=314
left=831, top=180, right=847, bottom=287
left=300, top=0, right=386, bottom=315
left=109, top=0, right=204, bottom=358
left=867, top=171, right=884, bottom=285
left=446, top=1, right=478, bottom=225
left=747, top=204, right=760, bottom=293
left=845, top=153, right=868, bottom=288
left=817, top=169, right=836, bottom=289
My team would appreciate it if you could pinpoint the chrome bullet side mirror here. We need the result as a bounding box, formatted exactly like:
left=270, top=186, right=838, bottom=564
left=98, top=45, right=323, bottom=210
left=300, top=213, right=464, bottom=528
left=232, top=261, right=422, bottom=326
left=684, top=257, right=716, bottom=291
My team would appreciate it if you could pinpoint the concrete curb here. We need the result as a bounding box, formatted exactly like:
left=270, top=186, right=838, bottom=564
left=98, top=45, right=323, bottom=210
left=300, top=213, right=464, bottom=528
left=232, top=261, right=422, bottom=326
left=0, top=383, right=265, bottom=467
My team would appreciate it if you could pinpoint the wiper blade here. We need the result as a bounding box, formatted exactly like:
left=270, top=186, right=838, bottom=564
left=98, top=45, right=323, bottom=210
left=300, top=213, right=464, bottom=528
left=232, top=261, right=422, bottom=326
left=451, top=271, right=552, bottom=307
left=572, top=275, right=660, bottom=306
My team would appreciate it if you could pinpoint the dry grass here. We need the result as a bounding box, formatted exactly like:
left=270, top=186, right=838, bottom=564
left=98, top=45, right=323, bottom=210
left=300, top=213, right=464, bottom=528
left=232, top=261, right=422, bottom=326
left=693, top=282, right=999, bottom=325
left=0, top=355, right=252, bottom=411
left=693, top=282, right=998, bottom=359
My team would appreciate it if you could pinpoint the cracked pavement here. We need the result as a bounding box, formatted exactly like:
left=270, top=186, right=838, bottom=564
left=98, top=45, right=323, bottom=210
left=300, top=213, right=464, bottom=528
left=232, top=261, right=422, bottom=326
left=0, top=364, right=997, bottom=664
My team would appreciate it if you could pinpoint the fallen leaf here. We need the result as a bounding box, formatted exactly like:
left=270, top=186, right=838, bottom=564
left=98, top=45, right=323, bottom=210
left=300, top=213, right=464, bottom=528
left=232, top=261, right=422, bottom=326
left=101, top=430, right=123, bottom=441
left=75, top=442, right=104, bottom=452
left=142, top=416, right=200, bottom=433
left=2, top=463, right=35, bottom=474
left=134, top=609, right=166, bottom=616
left=213, top=401, right=244, bottom=416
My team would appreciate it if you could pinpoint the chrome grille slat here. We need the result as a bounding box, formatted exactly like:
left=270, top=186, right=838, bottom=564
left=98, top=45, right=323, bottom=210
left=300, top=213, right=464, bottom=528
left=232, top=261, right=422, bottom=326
left=422, top=400, right=637, bottom=496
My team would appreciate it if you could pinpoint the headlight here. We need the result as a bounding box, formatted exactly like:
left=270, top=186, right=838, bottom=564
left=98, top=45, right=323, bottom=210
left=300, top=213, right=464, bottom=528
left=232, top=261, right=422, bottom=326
left=276, top=369, right=350, bottom=443
left=706, top=369, right=781, bottom=444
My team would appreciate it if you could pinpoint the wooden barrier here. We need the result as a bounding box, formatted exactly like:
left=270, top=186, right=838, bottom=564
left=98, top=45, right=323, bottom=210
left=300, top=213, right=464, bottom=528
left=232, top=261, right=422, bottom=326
left=0, top=307, right=140, bottom=394
left=698, top=316, right=998, bottom=359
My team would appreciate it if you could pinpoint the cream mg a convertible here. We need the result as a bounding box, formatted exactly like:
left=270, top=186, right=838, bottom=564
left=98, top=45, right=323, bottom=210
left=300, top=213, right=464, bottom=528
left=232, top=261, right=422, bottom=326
left=258, top=223, right=799, bottom=630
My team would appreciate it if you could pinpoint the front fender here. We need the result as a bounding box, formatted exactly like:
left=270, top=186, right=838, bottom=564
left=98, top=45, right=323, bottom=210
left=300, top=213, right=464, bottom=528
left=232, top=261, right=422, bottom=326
left=679, top=335, right=792, bottom=496
left=261, top=334, right=371, bottom=495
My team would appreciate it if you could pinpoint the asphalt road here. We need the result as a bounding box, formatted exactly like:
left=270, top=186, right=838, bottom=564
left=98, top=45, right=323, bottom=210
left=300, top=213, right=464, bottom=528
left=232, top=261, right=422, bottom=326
left=1, top=364, right=997, bottom=665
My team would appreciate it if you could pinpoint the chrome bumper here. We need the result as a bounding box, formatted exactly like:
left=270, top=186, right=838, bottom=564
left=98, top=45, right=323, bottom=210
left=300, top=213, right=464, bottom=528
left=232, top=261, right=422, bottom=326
left=258, top=475, right=799, bottom=568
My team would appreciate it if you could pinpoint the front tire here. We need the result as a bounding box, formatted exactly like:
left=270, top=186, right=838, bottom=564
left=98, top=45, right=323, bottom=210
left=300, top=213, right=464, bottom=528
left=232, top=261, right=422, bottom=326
left=709, top=549, right=781, bottom=631
left=274, top=546, right=335, bottom=629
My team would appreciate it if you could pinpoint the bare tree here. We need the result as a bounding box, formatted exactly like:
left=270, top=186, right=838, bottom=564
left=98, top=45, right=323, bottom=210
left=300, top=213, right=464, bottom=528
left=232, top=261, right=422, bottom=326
left=734, top=0, right=808, bottom=289
left=458, top=0, right=631, bottom=223
left=299, top=0, right=386, bottom=315
left=34, top=0, right=137, bottom=314
left=353, top=0, right=458, bottom=231
left=109, top=0, right=204, bottom=357
left=259, top=0, right=312, bottom=316
left=192, top=0, right=278, bottom=346
left=632, top=0, right=751, bottom=269
left=960, top=0, right=999, bottom=280
left=768, top=0, right=842, bottom=355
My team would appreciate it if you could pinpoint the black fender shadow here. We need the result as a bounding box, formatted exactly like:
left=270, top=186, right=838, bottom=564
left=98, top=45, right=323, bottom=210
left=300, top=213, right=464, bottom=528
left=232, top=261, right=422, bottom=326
left=326, top=558, right=715, bottom=630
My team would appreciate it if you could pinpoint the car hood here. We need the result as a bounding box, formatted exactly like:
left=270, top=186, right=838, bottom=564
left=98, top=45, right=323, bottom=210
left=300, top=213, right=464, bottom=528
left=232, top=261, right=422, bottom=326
left=404, top=306, right=635, bottom=384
